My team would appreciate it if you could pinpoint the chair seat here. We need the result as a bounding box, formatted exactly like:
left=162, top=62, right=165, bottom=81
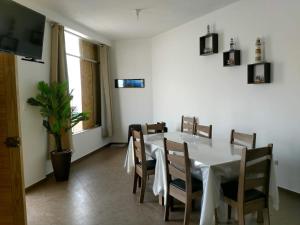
left=222, top=180, right=265, bottom=202
left=137, top=159, right=156, bottom=170
left=170, top=178, right=202, bottom=192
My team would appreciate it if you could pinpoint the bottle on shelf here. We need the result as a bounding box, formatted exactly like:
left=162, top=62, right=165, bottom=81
left=255, top=38, right=263, bottom=62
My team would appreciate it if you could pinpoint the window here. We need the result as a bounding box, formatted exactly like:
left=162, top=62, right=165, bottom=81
left=65, top=31, right=101, bottom=133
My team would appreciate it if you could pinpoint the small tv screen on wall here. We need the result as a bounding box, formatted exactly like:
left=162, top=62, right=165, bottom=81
left=115, top=79, right=145, bottom=88
left=0, top=0, right=46, bottom=59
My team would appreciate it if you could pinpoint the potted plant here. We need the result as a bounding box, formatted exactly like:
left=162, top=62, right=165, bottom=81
left=27, top=81, right=88, bottom=181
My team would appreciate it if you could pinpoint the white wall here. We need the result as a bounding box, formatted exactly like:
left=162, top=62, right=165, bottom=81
left=13, top=0, right=111, bottom=46
left=152, top=0, right=300, bottom=193
left=110, top=39, right=153, bottom=142
left=17, top=23, right=51, bottom=188
left=17, top=22, right=111, bottom=187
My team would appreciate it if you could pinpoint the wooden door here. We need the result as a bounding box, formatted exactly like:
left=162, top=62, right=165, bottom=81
left=0, top=53, right=27, bottom=225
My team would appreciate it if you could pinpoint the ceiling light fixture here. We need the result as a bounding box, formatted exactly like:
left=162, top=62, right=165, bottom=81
left=135, top=8, right=142, bottom=21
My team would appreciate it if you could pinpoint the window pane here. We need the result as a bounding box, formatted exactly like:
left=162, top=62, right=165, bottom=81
left=64, top=30, right=99, bottom=133
left=65, top=32, right=80, bottom=57
left=66, top=55, right=83, bottom=133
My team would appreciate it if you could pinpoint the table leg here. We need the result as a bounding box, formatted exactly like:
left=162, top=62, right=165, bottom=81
left=257, top=210, right=264, bottom=223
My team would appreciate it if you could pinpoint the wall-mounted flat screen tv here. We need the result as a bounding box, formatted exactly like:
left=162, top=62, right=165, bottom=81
left=115, top=79, right=145, bottom=88
left=0, top=0, right=46, bottom=59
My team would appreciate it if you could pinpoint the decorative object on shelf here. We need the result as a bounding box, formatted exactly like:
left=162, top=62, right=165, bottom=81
left=230, top=38, right=235, bottom=51
left=115, top=79, right=145, bottom=88
left=223, top=38, right=240, bottom=67
left=247, top=62, right=271, bottom=84
left=254, top=74, right=264, bottom=83
left=255, top=37, right=263, bottom=62
left=200, top=25, right=218, bottom=56
left=207, top=24, right=210, bottom=34
left=228, top=38, right=235, bottom=65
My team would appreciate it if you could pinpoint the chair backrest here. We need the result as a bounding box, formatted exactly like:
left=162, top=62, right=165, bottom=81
left=194, top=123, right=212, bottom=139
left=238, top=144, right=273, bottom=203
left=146, top=122, right=166, bottom=134
left=128, top=124, right=142, bottom=143
left=163, top=138, right=192, bottom=193
left=181, top=116, right=196, bottom=134
left=132, top=130, right=146, bottom=170
left=230, top=129, right=256, bottom=149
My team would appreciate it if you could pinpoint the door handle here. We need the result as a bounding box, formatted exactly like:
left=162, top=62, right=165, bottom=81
left=5, top=137, right=21, bottom=148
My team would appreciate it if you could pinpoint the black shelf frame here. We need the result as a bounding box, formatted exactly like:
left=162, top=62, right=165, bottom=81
left=247, top=62, right=271, bottom=84
left=223, top=50, right=240, bottom=67
left=200, top=33, right=218, bottom=56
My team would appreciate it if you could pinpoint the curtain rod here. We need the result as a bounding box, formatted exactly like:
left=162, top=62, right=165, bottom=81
left=64, top=30, right=105, bottom=47
left=48, top=20, right=106, bottom=47
left=66, top=53, right=99, bottom=64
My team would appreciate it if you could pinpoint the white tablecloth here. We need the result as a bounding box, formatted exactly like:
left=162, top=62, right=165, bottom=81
left=124, top=132, right=279, bottom=225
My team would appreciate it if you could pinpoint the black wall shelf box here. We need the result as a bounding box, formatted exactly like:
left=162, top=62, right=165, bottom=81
left=200, top=33, right=218, bottom=56
left=247, top=62, right=271, bottom=84
left=223, top=50, right=240, bottom=67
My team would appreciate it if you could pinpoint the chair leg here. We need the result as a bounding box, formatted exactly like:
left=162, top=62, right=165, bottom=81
left=139, top=176, right=147, bottom=203
left=263, top=208, right=270, bottom=225
left=132, top=173, right=138, bottom=194
left=192, top=199, right=195, bottom=210
left=238, top=209, right=245, bottom=225
left=170, top=196, right=174, bottom=211
left=214, top=208, right=219, bottom=225
left=228, top=205, right=232, bottom=220
left=164, top=194, right=170, bottom=221
left=257, top=210, right=264, bottom=223
left=183, top=199, right=192, bottom=225
left=138, top=176, right=141, bottom=187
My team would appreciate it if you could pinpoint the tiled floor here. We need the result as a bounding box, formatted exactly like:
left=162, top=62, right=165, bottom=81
left=26, top=146, right=300, bottom=225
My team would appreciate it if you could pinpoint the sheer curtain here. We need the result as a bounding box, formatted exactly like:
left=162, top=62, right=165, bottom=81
left=48, top=23, right=72, bottom=153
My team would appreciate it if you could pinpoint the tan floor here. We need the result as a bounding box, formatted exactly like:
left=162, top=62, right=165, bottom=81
left=26, top=146, right=300, bottom=225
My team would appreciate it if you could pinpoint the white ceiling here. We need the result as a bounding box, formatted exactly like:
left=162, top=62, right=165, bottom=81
left=26, top=0, right=238, bottom=40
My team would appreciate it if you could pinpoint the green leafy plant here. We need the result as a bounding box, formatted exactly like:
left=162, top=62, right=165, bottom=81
left=27, top=81, right=88, bottom=152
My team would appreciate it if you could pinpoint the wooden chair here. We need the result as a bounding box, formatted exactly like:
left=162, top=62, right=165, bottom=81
left=194, top=123, right=212, bottom=139
left=230, top=129, right=256, bottom=149
left=146, top=122, right=166, bottom=134
left=217, top=144, right=273, bottom=225
left=132, top=130, right=156, bottom=203
left=181, top=116, right=196, bottom=134
left=163, top=138, right=202, bottom=225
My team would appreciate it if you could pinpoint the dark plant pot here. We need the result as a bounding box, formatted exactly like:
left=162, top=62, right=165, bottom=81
left=50, top=149, right=72, bottom=182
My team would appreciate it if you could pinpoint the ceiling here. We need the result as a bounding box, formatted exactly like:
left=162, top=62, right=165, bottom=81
left=26, top=0, right=238, bottom=40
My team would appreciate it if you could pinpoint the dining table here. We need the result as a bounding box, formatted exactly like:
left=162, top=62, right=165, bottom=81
left=124, top=131, right=279, bottom=225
